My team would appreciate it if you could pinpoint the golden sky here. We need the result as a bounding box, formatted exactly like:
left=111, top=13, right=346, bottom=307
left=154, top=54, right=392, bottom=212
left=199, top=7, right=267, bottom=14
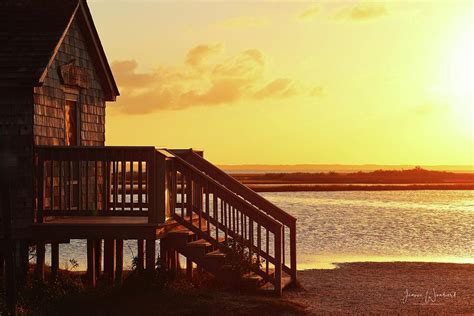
left=89, top=0, right=473, bottom=165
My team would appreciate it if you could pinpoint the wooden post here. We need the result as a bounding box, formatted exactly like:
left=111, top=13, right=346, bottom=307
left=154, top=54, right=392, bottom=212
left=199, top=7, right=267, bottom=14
left=0, top=252, right=4, bottom=277
left=186, top=258, right=193, bottom=280
left=1, top=180, right=16, bottom=313
left=137, top=239, right=144, bottom=271
left=4, top=241, right=16, bottom=315
left=146, top=239, right=156, bottom=271
left=290, top=221, right=297, bottom=284
left=159, top=239, right=167, bottom=270
left=169, top=249, right=176, bottom=271
left=155, top=153, right=168, bottom=223
left=18, top=240, right=29, bottom=284
left=274, top=226, right=282, bottom=296
left=103, top=239, right=115, bottom=284
left=115, top=239, right=123, bottom=283
left=86, top=240, right=96, bottom=287
left=148, top=151, right=157, bottom=223
left=95, top=239, right=102, bottom=277
left=51, top=242, right=59, bottom=280
left=36, top=241, right=45, bottom=281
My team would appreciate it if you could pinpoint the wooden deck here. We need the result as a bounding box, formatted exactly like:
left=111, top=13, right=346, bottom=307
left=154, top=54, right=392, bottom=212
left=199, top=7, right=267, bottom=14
left=29, top=146, right=297, bottom=295
left=31, top=216, right=201, bottom=240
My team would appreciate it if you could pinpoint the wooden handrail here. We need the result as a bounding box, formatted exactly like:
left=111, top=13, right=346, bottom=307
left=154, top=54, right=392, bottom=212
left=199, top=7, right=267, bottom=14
left=171, top=150, right=296, bottom=224
left=170, top=149, right=297, bottom=286
left=169, top=151, right=287, bottom=294
left=170, top=154, right=282, bottom=233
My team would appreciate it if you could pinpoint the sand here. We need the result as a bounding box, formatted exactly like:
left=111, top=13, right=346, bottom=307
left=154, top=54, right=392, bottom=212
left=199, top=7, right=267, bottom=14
left=285, top=262, right=474, bottom=315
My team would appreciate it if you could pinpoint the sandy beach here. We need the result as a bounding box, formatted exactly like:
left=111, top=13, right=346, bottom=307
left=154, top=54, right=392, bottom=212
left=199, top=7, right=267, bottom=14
left=35, top=262, right=473, bottom=315
left=285, top=262, right=474, bottom=315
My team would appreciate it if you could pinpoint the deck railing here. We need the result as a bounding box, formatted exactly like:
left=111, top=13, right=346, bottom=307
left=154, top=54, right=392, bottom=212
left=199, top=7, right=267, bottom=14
left=171, top=150, right=297, bottom=284
left=168, top=154, right=284, bottom=294
left=35, top=146, right=165, bottom=223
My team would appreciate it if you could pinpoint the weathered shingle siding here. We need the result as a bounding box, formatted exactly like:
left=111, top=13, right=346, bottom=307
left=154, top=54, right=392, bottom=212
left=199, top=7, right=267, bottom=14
left=33, top=17, right=106, bottom=147
left=1, top=17, right=108, bottom=238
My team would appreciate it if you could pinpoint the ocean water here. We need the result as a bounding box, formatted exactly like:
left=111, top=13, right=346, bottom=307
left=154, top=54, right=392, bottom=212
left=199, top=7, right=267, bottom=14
left=261, top=190, right=474, bottom=269
left=44, top=190, right=474, bottom=270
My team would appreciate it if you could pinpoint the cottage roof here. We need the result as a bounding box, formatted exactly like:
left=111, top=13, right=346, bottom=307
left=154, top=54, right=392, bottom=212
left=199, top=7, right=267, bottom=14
left=0, top=0, right=119, bottom=101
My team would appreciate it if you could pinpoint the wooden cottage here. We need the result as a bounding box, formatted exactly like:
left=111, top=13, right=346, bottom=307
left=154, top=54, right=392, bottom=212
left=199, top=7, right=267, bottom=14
left=0, top=0, right=296, bottom=300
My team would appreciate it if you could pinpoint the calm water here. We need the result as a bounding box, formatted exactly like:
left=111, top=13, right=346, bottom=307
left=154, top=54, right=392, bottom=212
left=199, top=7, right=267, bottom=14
left=261, top=190, right=474, bottom=269
left=45, top=190, right=474, bottom=270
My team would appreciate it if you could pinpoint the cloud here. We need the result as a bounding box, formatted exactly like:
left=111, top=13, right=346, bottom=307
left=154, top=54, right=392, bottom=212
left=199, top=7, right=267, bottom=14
left=111, top=44, right=319, bottom=114
left=298, top=5, right=319, bottom=21
left=333, top=3, right=388, bottom=21
left=254, top=78, right=297, bottom=99
left=185, top=43, right=223, bottom=67
left=214, top=16, right=268, bottom=29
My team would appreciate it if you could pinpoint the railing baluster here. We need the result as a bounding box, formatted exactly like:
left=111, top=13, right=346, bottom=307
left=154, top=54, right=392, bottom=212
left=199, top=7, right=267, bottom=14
left=205, top=181, right=210, bottom=235
left=214, top=192, right=218, bottom=241
left=121, top=156, right=126, bottom=210
left=223, top=200, right=227, bottom=242
left=257, top=224, right=261, bottom=269
left=114, top=160, right=118, bottom=211
left=50, top=159, right=54, bottom=211
left=78, top=158, right=82, bottom=211
left=249, top=219, right=254, bottom=263
left=138, top=160, right=142, bottom=211
left=198, top=177, right=202, bottom=231
left=130, top=159, right=134, bottom=211
left=68, top=160, right=72, bottom=211
left=58, top=157, right=62, bottom=211
left=85, top=157, right=89, bottom=211
left=94, top=159, right=98, bottom=211
left=265, top=228, right=269, bottom=274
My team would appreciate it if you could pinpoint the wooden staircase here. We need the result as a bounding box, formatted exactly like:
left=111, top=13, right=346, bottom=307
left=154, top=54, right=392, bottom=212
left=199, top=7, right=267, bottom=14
left=161, top=150, right=297, bottom=295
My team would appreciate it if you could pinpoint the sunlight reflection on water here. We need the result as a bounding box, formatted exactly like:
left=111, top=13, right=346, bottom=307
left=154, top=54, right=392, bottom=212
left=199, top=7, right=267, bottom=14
left=44, top=190, right=473, bottom=270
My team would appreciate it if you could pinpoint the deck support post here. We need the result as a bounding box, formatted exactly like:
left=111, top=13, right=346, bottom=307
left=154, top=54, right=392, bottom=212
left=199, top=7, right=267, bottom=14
left=274, top=226, right=283, bottom=296
left=186, top=258, right=193, bottom=280
left=103, top=239, right=115, bottom=284
left=0, top=252, right=4, bottom=277
left=159, top=239, right=168, bottom=270
left=4, top=241, right=16, bottom=315
left=95, top=239, right=102, bottom=277
left=115, top=239, right=123, bottom=283
left=36, top=241, right=45, bottom=281
left=290, top=221, right=297, bottom=284
left=137, top=239, right=144, bottom=271
left=169, top=249, right=177, bottom=272
left=17, top=240, right=29, bottom=283
left=146, top=239, right=156, bottom=271
left=51, top=242, right=59, bottom=279
left=86, top=240, right=96, bottom=287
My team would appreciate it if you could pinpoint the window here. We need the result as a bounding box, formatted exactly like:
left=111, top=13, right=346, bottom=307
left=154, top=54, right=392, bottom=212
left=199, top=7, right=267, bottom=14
left=65, top=100, right=78, bottom=146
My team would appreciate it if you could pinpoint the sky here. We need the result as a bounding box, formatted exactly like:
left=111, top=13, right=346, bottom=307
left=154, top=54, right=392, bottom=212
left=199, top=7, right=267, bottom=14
left=88, top=0, right=473, bottom=165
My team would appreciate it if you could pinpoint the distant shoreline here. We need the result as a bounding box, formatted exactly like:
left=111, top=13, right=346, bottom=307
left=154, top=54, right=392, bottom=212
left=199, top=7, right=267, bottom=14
left=248, top=183, right=474, bottom=192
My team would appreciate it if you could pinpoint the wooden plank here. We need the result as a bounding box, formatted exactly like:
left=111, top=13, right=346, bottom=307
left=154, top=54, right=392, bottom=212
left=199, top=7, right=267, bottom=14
left=146, top=239, right=156, bottom=271
left=36, top=242, right=45, bottom=280
left=95, top=239, right=102, bottom=277
left=103, top=239, right=115, bottom=284
left=51, top=242, right=59, bottom=279
left=137, top=239, right=144, bottom=270
left=86, top=240, right=96, bottom=287
left=115, top=239, right=123, bottom=283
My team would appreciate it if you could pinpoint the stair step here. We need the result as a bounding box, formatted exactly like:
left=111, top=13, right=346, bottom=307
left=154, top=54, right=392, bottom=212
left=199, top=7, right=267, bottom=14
left=205, top=249, right=226, bottom=258
left=187, top=239, right=212, bottom=248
